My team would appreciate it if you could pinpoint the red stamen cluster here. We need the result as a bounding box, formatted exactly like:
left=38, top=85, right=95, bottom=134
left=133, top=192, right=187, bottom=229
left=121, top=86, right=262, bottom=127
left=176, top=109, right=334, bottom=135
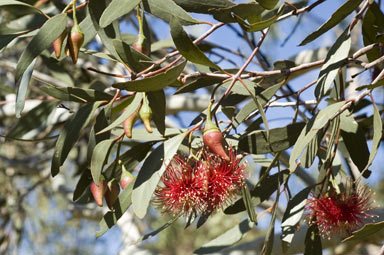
left=154, top=148, right=246, bottom=217
left=306, top=182, right=376, bottom=238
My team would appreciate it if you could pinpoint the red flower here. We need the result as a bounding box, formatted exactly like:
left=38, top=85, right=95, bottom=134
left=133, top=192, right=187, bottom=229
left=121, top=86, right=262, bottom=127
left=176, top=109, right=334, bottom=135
left=306, top=181, right=375, bottom=238
left=154, top=155, right=206, bottom=217
left=197, top=148, right=246, bottom=212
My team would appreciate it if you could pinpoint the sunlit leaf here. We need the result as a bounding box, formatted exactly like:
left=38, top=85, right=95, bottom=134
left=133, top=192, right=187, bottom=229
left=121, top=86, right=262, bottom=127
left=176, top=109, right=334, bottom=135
left=342, top=221, right=384, bottom=242
left=15, top=59, right=36, bottom=118
left=99, top=0, right=141, bottom=28
left=90, top=138, right=116, bottom=184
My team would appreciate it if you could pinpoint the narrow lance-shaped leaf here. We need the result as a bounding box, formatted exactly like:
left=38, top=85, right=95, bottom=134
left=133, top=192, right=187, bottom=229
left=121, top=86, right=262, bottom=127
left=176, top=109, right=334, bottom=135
left=113, top=61, right=187, bottom=92
left=170, top=17, right=221, bottom=70
left=15, top=13, right=67, bottom=82
left=362, top=102, right=383, bottom=175
left=289, top=101, right=346, bottom=172
left=281, top=187, right=312, bottom=248
left=51, top=101, right=103, bottom=177
left=194, top=219, right=254, bottom=254
left=142, top=0, right=200, bottom=25
left=97, top=93, right=141, bottom=134
left=173, top=0, right=235, bottom=13
left=299, top=0, right=362, bottom=46
left=99, top=0, right=142, bottom=28
left=304, top=225, right=322, bottom=255
left=90, top=138, right=116, bottom=184
left=342, top=221, right=384, bottom=243
left=132, top=133, right=186, bottom=218
left=148, top=90, right=166, bottom=135
left=15, top=59, right=36, bottom=118
left=315, top=29, right=351, bottom=99
left=256, top=0, right=278, bottom=10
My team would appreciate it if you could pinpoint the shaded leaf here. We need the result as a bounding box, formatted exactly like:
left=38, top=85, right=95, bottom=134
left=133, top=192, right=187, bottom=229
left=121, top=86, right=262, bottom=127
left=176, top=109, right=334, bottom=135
left=299, top=0, right=362, bottom=46
left=90, top=138, right=116, bottom=184
left=300, top=133, right=320, bottom=168
left=0, top=0, right=45, bottom=15
left=210, top=3, right=264, bottom=23
left=239, top=123, right=305, bottom=155
left=362, top=3, right=384, bottom=62
left=194, top=219, right=253, bottom=254
left=175, top=76, right=224, bottom=94
left=15, top=13, right=67, bottom=82
left=173, top=0, right=234, bottom=13
left=315, top=29, right=351, bottom=99
left=281, top=187, right=312, bottom=246
left=362, top=102, right=382, bottom=174
left=15, top=59, right=36, bottom=118
left=304, top=225, right=322, bottom=255
left=73, top=169, right=92, bottom=202
left=340, top=111, right=370, bottom=172
left=356, top=79, right=384, bottom=91
left=256, top=0, right=278, bottom=10
left=113, top=61, right=186, bottom=92
left=142, top=0, right=200, bottom=25
left=170, top=17, right=221, bottom=70
left=342, top=221, right=384, bottom=242
left=112, top=128, right=186, bottom=142
left=136, top=217, right=180, bottom=243
left=98, top=93, right=141, bottom=134
left=96, top=179, right=135, bottom=237
left=225, top=170, right=289, bottom=214
left=112, top=39, right=153, bottom=73
left=40, top=85, right=113, bottom=103
left=289, top=102, right=346, bottom=172
left=148, top=90, right=166, bottom=135
left=99, top=0, right=141, bottom=28
left=51, top=102, right=103, bottom=177
left=132, top=133, right=186, bottom=218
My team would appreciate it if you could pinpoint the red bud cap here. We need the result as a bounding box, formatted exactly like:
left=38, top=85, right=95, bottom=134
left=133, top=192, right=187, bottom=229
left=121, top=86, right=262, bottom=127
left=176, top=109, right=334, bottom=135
left=120, top=169, right=134, bottom=190
left=133, top=33, right=150, bottom=56
left=53, top=29, right=67, bottom=58
left=203, top=102, right=230, bottom=161
left=90, top=177, right=107, bottom=207
left=139, top=96, right=153, bottom=133
left=105, top=179, right=120, bottom=211
left=67, top=24, right=84, bottom=64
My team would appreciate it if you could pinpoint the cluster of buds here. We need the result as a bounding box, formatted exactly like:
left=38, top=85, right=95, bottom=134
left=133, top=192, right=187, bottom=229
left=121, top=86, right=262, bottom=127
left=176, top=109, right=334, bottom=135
left=153, top=147, right=246, bottom=218
left=305, top=180, right=376, bottom=239
left=123, top=94, right=153, bottom=138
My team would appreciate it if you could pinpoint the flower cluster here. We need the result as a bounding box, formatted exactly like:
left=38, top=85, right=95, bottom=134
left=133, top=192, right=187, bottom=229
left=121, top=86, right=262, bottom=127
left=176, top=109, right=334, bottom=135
left=305, top=181, right=376, bottom=238
left=154, top=148, right=246, bottom=217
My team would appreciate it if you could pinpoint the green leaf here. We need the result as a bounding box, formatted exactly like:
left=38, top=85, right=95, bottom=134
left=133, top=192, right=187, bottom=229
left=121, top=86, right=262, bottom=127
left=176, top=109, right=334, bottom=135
left=242, top=185, right=257, bottom=223
left=342, top=221, right=384, bottom=242
left=289, top=101, right=346, bottom=172
left=15, top=59, right=36, bottom=118
left=15, top=13, right=67, bottom=82
left=96, top=178, right=135, bottom=237
left=281, top=187, right=312, bottom=246
left=112, top=128, right=186, bottom=142
left=51, top=102, right=102, bottom=177
left=175, top=75, right=224, bottom=94
left=99, top=0, right=141, bottom=28
left=210, top=3, right=264, bottom=23
left=173, top=0, right=235, bottom=13
left=239, top=123, right=305, bottom=155
left=340, top=111, right=370, bottom=172
left=355, top=79, right=384, bottom=91
left=40, top=85, right=113, bottom=103
left=0, top=0, right=45, bottom=15
left=315, top=29, right=351, bottom=99
left=0, top=34, right=18, bottom=51
left=225, top=170, right=289, bottom=214
left=88, top=0, right=122, bottom=61
left=170, top=17, right=221, bottom=70
left=136, top=217, right=180, bottom=244
left=132, top=133, right=186, bottom=218
left=142, top=0, right=200, bottom=25
left=304, top=225, right=322, bottom=255
left=256, top=0, right=278, bottom=10
left=7, top=101, right=57, bottom=138
left=112, top=39, right=153, bottom=73
left=73, top=169, right=92, bottom=202
left=362, top=3, right=384, bottom=62
left=90, top=138, right=116, bottom=184
left=233, top=80, right=285, bottom=127
left=194, top=219, right=254, bottom=254
left=300, top=133, right=320, bottom=168
left=148, top=90, right=166, bottom=135
left=299, top=0, right=363, bottom=45
left=362, top=102, right=383, bottom=174
left=97, top=93, right=141, bottom=134
left=113, top=61, right=186, bottom=92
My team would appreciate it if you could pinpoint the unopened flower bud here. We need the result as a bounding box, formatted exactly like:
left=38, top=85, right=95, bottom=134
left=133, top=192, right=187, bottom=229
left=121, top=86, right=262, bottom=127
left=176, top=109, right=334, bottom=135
left=120, top=169, right=134, bottom=190
left=67, top=24, right=84, bottom=64
left=90, top=177, right=107, bottom=207
left=123, top=110, right=139, bottom=138
left=139, top=98, right=153, bottom=133
left=53, top=29, right=67, bottom=58
left=105, top=179, right=120, bottom=211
